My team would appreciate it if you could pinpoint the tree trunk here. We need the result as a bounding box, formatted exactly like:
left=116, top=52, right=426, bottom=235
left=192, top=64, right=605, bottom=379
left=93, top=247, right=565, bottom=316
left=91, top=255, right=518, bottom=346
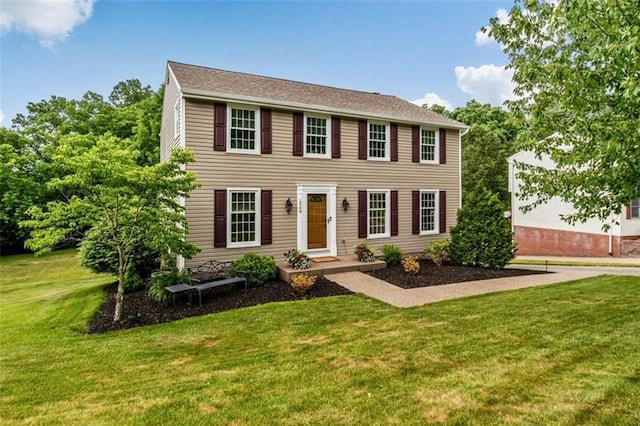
left=114, top=246, right=125, bottom=322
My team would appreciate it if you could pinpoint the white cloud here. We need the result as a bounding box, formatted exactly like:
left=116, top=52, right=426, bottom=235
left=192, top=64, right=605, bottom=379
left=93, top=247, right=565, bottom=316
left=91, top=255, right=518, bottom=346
left=475, top=8, right=509, bottom=46
left=411, top=92, right=452, bottom=110
left=454, top=64, right=515, bottom=106
left=0, top=0, right=94, bottom=48
left=0, top=109, right=4, bottom=126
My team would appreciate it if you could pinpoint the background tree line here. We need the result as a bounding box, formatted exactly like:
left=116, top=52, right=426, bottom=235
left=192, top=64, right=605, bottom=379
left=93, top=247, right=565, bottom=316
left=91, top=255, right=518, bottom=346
left=0, top=80, right=163, bottom=254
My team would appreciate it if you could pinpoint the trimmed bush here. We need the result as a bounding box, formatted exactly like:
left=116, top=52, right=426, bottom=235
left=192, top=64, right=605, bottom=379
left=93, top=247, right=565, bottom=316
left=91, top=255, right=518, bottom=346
left=424, top=240, right=450, bottom=266
left=148, top=268, right=190, bottom=302
left=449, top=187, right=515, bottom=269
left=229, top=253, right=276, bottom=287
left=381, top=244, right=403, bottom=266
left=79, top=226, right=159, bottom=291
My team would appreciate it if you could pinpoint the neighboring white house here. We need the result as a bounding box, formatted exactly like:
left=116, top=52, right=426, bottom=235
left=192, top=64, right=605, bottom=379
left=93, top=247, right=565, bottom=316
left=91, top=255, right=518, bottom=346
left=508, top=150, right=640, bottom=257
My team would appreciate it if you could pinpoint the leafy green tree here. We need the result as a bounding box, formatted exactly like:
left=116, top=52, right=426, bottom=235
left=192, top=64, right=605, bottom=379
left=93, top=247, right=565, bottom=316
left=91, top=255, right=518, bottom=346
left=449, top=187, right=515, bottom=269
left=488, top=0, right=640, bottom=223
left=0, top=129, right=46, bottom=252
left=21, top=134, right=200, bottom=321
left=426, top=100, right=521, bottom=204
left=461, top=124, right=511, bottom=204
left=3, top=80, right=163, bottom=253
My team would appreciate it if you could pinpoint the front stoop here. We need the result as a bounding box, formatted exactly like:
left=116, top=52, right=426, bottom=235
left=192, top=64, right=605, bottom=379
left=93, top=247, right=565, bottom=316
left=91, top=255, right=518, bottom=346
left=277, top=255, right=386, bottom=283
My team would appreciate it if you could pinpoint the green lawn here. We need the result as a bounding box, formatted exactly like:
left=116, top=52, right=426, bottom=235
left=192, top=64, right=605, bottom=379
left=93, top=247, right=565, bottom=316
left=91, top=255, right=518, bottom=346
left=1, top=250, right=639, bottom=425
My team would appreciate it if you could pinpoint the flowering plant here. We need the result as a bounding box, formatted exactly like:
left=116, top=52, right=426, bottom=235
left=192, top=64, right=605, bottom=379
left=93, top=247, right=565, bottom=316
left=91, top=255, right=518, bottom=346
left=353, top=242, right=375, bottom=263
left=283, top=249, right=310, bottom=270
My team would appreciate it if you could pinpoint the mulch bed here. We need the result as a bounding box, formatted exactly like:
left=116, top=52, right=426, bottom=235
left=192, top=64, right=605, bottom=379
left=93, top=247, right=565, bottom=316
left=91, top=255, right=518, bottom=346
left=88, top=261, right=547, bottom=334
left=88, top=277, right=353, bottom=334
left=367, top=259, right=548, bottom=289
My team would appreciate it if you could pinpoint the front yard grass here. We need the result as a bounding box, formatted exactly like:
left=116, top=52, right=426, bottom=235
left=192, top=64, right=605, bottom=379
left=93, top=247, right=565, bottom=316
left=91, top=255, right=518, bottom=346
left=1, top=250, right=639, bottom=424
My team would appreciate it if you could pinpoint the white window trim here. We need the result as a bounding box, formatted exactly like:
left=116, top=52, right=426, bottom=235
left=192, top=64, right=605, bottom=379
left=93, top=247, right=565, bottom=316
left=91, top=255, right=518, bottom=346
left=420, top=126, right=439, bottom=164
left=227, top=104, right=261, bottom=155
left=420, top=189, right=440, bottom=235
left=367, top=121, right=390, bottom=162
left=227, top=188, right=261, bottom=248
left=367, top=189, right=390, bottom=239
left=303, top=113, right=331, bottom=159
left=173, top=98, right=182, bottom=140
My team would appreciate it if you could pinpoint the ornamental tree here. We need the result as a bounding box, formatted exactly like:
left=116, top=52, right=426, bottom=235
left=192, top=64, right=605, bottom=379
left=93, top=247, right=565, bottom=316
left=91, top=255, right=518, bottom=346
left=488, top=0, right=640, bottom=224
left=22, top=134, right=200, bottom=321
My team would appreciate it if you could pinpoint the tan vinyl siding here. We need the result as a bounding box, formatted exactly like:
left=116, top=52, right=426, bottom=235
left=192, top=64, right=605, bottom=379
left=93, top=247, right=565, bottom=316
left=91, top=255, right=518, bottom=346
left=160, top=72, right=182, bottom=163
left=184, top=99, right=460, bottom=265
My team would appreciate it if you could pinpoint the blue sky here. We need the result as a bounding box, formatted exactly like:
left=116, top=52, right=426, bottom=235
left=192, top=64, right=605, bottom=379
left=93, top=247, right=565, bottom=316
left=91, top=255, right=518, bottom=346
left=1, top=0, right=514, bottom=127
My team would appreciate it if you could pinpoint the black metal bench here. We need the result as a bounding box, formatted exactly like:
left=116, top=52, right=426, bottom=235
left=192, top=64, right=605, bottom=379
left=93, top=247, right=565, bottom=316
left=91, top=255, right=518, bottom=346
left=191, top=277, right=247, bottom=307
left=164, top=260, right=248, bottom=308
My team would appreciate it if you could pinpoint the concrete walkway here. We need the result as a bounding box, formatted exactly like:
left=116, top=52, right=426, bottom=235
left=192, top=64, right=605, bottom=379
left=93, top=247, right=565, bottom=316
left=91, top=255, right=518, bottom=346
left=326, top=269, right=605, bottom=308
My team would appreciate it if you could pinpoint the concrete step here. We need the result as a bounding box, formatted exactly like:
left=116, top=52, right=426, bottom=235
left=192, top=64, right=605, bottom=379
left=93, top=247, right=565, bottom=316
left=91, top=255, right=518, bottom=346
left=277, top=255, right=386, bottom=283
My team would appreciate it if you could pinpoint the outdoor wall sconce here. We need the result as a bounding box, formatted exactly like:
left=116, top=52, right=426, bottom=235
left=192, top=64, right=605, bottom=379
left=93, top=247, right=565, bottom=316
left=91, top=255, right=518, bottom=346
left=342, top=198, right=350, bottom=212
left=285, top=198, right=293, bottom=214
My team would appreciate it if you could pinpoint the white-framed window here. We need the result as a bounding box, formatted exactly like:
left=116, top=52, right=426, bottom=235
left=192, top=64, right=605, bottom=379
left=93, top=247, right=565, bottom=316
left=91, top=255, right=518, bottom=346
left=631, top=198, right=640, bottom=218
left=304, top=114, right=331, bottom=158
left=227, top=188, right=261, bottom=248
left=228, top=105, right=260, bottom=154
left=368, top=190, right=390, bottom=238
left=368, top=122, right=389, bottom=161
left=420, top=190, right=439, bottom=234
left=173, top=98, right=182, bottom=139
left=420, top=127, right=438, bottom=163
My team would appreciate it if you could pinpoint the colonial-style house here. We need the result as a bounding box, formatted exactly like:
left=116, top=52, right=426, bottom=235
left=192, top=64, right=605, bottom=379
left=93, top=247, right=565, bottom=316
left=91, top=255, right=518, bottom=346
left=508, top=150, right=640, bottom=257
left=160, top=61, right=467, bottom=267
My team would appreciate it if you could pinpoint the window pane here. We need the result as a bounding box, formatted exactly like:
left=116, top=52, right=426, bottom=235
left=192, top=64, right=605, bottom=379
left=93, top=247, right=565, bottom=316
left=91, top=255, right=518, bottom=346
left=369, top=123, right=387, bottom=158
left=420, top=192, right=436, bottom=232
left=230, top=107, right=256, bottom=150
left=306, top=116, right=327, bottom=155
left=421, top=129, right=436, bottom=162
left=230, top=191, right=257, bottom=243
left=368, top=192, right=387, bottom=235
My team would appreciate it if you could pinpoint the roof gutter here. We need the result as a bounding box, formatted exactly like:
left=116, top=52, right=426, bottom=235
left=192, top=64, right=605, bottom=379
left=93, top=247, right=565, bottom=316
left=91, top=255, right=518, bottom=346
left=181, top=88, right=469, bottom=130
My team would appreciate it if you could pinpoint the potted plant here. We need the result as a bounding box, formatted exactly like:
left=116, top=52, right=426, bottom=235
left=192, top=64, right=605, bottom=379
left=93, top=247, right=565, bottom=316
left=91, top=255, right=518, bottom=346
left=283, top=249, right=310, bottom=270
left=353, top=242, right=375, bottom=262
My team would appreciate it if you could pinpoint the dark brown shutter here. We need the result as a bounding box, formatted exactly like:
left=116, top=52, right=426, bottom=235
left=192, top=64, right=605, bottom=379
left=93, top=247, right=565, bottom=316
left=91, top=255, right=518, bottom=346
left=439, top=128, right=447, bottom=164
left=293, top=112, right=304, bottom=156
left=439, top=190, right=447, bottom=234
left=214, top=103, right=227, bottom=151
left=390, top=123, right=398, bottom=162
left=391, top=190, right=398, bottom=236
left=412, top=190, right=420, bottom=235
left=412, top=126, right=420, bottom=163
left=214, top=189, right=227, bottom=248
left=358, top=120, right=367, bottom=160
left=627, top=204, right=632, bottom=220
left=260, top=108, right=272, bottom=154
left=261, top=190, right=272, bottom=245
left=331, top=116, right=341, bottom=158
left=358, top=190, right=368, bottom=238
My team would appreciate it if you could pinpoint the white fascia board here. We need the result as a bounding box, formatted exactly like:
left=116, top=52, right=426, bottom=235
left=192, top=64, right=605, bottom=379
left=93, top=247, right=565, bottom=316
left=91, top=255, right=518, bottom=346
left=180, top=88, right=469, bottom=130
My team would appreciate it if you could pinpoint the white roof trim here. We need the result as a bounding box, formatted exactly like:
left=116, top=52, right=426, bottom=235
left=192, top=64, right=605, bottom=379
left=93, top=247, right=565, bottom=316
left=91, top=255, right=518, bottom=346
left=180, top=88, right=468, bottom=130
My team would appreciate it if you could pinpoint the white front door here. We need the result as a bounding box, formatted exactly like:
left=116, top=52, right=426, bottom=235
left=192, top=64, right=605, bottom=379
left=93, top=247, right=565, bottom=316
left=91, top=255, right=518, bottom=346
left=297, top=185, right=337, bottom=257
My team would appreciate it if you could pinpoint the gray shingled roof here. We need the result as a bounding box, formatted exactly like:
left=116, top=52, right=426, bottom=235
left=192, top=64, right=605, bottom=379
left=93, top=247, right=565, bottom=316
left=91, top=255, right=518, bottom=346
left=168, top=61, right=466, bottom=129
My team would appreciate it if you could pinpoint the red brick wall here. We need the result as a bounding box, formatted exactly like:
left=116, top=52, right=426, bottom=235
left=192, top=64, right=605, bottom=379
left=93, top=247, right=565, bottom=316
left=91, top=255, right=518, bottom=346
left=514, top=226, right=623, bottom=257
